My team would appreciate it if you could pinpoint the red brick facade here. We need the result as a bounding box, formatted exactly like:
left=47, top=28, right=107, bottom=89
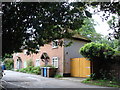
left=13, top=38, right=90, bottom=75
left=13, top=40, right=64, bottom=75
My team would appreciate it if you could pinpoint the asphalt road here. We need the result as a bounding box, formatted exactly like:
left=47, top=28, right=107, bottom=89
left=1, top=70, right=110, bottom=89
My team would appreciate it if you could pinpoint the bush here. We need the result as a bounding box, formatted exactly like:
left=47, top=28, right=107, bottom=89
left=54, top=74, right=63, bottom=78
left=18, top=66, right=41, bottom=75
left=79, top=42, right=115, bottom=80
left=26, top=59, right=34, bottom=67
left=25, top=66, right=34, bottom=73
left=4, top=58, right=14, bottom=70
left=31, top=66, right=41, bottom=74
left=16, top=69, right=19, bottom=72
left=19, top=68, right=26, bottom=73
left=80, top=42, right=115, bottom=61
left=112, top=51, right=120, bottom=64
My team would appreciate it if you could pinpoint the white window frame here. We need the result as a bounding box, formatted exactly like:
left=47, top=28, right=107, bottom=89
left=35, top=59, right=40, bottom=67
left=52, top=57, right=59, bottom=68
left=52, top=40, right=58, bottom=48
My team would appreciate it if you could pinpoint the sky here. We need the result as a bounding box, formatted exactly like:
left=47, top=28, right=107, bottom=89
left=88, top=7, right=115, bottom=36
left=92, top=14, right=112, bottom=36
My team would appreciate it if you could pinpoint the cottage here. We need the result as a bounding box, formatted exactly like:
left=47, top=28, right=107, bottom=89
left=13, top=35, right=90, bottom=76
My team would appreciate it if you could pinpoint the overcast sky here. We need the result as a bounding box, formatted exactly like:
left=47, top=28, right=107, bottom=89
left=88, top=6, right=115, bottom=36
left=92, top=14, right=113, bottom=36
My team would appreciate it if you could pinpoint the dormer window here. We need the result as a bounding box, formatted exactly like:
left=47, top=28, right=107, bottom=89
left=52, top=40, right=58, bottom=48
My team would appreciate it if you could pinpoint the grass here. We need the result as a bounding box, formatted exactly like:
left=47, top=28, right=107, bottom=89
left=82, top=78, right=120, bottom=88
left=54, top=74, right=63, bottom=78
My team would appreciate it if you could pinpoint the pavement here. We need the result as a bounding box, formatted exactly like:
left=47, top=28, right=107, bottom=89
left=58, top=77, right=87, bottom=82
left=0, top=70, right=112, bottom=89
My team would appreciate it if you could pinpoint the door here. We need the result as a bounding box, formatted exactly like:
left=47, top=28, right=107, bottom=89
left=70, top=58, right=91, bottom=77
left=71, top=58, right=80, bottom=77
left=17, top=59, right=22, bottom=69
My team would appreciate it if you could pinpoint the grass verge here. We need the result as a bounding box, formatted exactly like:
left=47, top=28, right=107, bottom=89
left=81, top=78, right=120, bottom=88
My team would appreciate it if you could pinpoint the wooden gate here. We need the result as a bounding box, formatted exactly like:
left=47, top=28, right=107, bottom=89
left=70, top=58, right=91, bottom=77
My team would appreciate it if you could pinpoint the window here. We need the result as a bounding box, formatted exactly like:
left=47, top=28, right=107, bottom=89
left=52, top=40, right=58, bottom=48
left=52, top=57, right=59, bottom=68
left=35, top=59, right=40, bottom=67
left=23, top=50, right=28, bottom=55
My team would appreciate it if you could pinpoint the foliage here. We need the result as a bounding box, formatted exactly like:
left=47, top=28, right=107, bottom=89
left=98, top=36, right=119, bottom=49
left=2, top=2, right=92, bottom=56
left=31, top=66, right=41, bottom=74
left=2, top=2, right=120, bottom=57
left=15, top=69, right=19, bottom=72
left=80, top=42, right=115, bottom=61
left=25, top=66, right=33, bottom=73
left=90, top=2, right=120, bottom=51
left=76, top=18, right=102, bottom=42
left=4, top=58, right=14, bottom=70
left=82, top=78, right=120, bottom=88
left=19, top=68, right=26, bottom=73
left=54, top=74, right=63, bottom=78
left=26, top=59, right=34, bottom=67
left=3, top=54, right=13, bottom=59
left=18, top=66, right=41, bottom=75
left=112, top=50, right=120, bottom=64
left=80, top=42, right=115, bottom=79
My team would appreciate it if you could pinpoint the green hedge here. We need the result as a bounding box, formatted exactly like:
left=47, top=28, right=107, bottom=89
left=17, top=66, right=41, bottom=75
left=4, top=58, right=14, bottom=70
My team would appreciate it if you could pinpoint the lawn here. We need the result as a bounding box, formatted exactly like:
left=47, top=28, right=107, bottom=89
left=81, top=78, right=120, bottom=88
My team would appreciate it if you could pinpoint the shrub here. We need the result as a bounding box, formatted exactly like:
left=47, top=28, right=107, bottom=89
left=26, top=59, right=34, bottom=67
left=16, top=69, right=19, bottom=72
left=54, top=74, right=63, bottom=78
left=25, top=66, right=34, bottom=73
left=31, top=66, right=41, bottom=74
left=4, top=58, right=14, bottom=70
left=18, top=66, right=41, bottom=75
left=112, top=50, right=120, bottom=64
left=19, top=68, right=26, bottom=73
left=80, top=42, right=115, bottom=61
left=79, top=42, right=115, bottom=80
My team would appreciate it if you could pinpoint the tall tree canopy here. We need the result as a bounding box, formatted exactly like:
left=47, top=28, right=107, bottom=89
left=2, top=2, right=92, bottom=56
left=76, top=18, right=103, bottom=42
left=2, top=2, right=120, bottom=56
left=90, top=2, right=120, bottom=51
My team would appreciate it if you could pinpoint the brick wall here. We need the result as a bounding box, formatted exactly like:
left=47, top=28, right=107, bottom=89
left=13, top=41, right=64, bottom=74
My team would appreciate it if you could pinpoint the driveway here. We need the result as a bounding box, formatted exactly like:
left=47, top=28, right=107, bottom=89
left=1, top=70, right=109, bottom=89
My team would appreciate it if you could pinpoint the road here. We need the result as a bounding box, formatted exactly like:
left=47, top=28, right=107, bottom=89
left=1, top=70, right=109, bottom=89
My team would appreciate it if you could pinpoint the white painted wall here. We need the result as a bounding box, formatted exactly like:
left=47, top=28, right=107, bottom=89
left=64, top=38, right=89, bottom=74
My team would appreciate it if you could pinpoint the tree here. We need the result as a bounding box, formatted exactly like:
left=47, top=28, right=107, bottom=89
left=2, top=2, right=92, bottom=56
left=80, top=42, right=115, bottom=79
left=75, top=18, right=103, bottom=42
left=98, top=36, right=119, bottom=49
left=90, top=2, right=120, bottom=51
left=3, top=2, right=120, bottom=57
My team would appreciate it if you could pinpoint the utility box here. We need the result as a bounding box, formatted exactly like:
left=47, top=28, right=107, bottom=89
left=40, top=67, right=44, bottom=76
left=41, top=67, right=57, bottom=77
left=47, top=67, right=57, bottom=77
left=70, top=58, right=91, bottom=77
left=43, top=67, right=47, bottom=77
